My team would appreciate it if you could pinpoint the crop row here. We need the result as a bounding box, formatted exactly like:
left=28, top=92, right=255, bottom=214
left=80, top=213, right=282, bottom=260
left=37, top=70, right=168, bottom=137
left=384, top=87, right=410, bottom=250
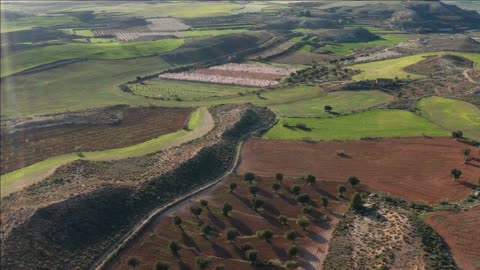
left=146, top=18, right=190, bottom=31
left=248, top=41, right=296, bottom=59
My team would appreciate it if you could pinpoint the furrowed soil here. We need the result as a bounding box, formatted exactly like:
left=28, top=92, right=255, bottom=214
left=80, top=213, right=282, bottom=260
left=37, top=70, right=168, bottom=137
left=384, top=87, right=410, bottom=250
left=110, top=175, right=357, bottom=270
left=0, top=106, right=193, bottom=173
left=238, top=137, right=479, bottom=204
left=426, top=206, right=480, bottom=270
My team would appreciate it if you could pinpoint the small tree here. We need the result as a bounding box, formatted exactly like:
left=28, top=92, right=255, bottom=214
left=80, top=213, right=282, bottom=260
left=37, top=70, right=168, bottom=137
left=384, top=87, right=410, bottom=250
left=348, top=176, right=360, bottom=187
left=127, top=256, right=141, bottom=270
left=200, top=199, right=208, bottom=207
left=285, top=260, right=298, bottom=269
left=302, top=205, right=314, bottom=215
left=350, top=192, right=363, bottom=211
left=324, top=105, right=333, bottom=112
left=272, top=182, right=281, bottom=193
left=251, top=198, right=264, bottom=210
left=263, top=229, right=273, bottom=242
left=244, top=172, right=256, bottom=183
left=278, top=215, right=288, bottom=225
left=215, top=265, right=225, bottom=270
left=245, top=249, right=258, bottom=263
left=287, top=245, right=299, bottom=257
left=155, top=261, right=170, bottom=270
left=190, top=205, right=203, bottom=220
left=291, top=184, right=301, bottom=195
left=321, top=197, right=329, bottom=208
left=463, top=149, right=471, bottom=163
left=222, top=202, right=233, bottom=216
left=249, top=185, right=259, bottom=197
left=296, top=193, right=310, bottom=204
left=306, top=175, right=316, bottom=185
left=168, top=240, right=182, bottom=256
left=451, top=168, right=462, bottom=181
left=452, top=130, right=463, bottom=139
left=285, top=230, right=297, bottom=242
left=195, top=256, right=212, bottom=270
left=173, top=215, right=182, bottom=229
left=297, top=216, right=310, bottom=230
left=225, top=227, right=240, bottom=242
left=276, top=173, right=284, bottom=182
left=229, top=182, right=238, bottom=193
left=200, top=223, right=213, bottom=236
left=337, top=184, right=347, bottom=197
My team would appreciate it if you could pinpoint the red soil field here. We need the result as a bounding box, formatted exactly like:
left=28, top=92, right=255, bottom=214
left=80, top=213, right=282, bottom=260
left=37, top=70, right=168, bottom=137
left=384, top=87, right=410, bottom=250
left=426, top=206, right=480, bottom=270
left=0, top=107, right=192, bottom=173
left=237, top=137, right=479, bottom=204
left=110, top=175, right=356, bottom=270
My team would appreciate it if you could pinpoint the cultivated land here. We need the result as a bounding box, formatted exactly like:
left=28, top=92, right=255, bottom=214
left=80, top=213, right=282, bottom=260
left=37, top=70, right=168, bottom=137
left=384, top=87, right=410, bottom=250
left=264, top=110, right=449, bottom=140
left=270, top=90, right=394, bottom=117
left=350, top=52, right=480, bottom=81
left=418, top=96, right=480, bottom=140
left=110, top=174, right=353, bottom=270
left=0, top=106, right=192, bottom=173
left=426, top=206, right=480, bottom=270
left=0, top=108, right=213, bottom=197
left=238, top=137, right=479, bottom=204
left=318, top=34, right=410, bottom=56
left=1, top=39, right=184, bottom=77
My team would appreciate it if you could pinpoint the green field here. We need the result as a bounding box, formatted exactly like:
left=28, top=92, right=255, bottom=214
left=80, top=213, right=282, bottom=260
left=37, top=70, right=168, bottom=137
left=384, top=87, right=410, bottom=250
left=1, top=15, right=80, bottom=32
left=130, top=79, right=258, bottom=100
left=181, top=28, right=248, bottom=37
left=271, top=90, right=394, bottom=117
left=264, top=109, right=449, bottom=140
left=417, top=96, right=480, bottom=140
left=0, top=107, right=207, bottom=197
left=350, top=52, right=480, bottom=81
left=2, top=39, right=184, bottom=77
left=60, top=2, right=243, bottom=18
left=317, top=34, right=409, bottom=56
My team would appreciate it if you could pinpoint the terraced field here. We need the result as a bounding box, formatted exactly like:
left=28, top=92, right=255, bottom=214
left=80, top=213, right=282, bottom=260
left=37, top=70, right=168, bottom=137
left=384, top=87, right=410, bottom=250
left=418, top=96, right=480, bottom=140
left=270, top=90, right=394, bottom=117
left=238, top=137, right=479, bottom=203
left=264, top=110, right=449, bottom=140
left=1, top=107, right=193, bottom=174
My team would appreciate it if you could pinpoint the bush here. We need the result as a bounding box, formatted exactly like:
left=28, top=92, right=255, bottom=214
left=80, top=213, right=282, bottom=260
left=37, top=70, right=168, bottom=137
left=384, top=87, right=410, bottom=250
left=225, top=227, right=240, bottom=241
left=155, top=260, right=170, bottom=270
left=297, top=216, right=310, bottom=230
left=195, top=256, right=212, bottom=270
left=285, top=230, right=297, bottom=241
left=222, top=203, right=233, bottom=216
left=288, top=245, right=299, bottom=257
left=306, top=175, right=316, bottom=185
left=348, top=176, right=360, bottom=186
left=296, top=193, right=310, bottom=204
left=285, top=260, right=298, bottom=269
left=200, top=223, right=213, bottom=236
left=291, top=184, right=301, bottom=194
left=245, top=249, right=258, bottom=262
left=350, top=192, right=363, bottom=211
left=303, top=205, right=314, bottom=214
left=244, top=172, right=256, bottom=182
left=168, top=240, right=181, bottom=255
left=229, top=182, right=238, bottom=192
left=278, top=215, right=288, bottom=225
left=276, top=173, right=284, bottom=181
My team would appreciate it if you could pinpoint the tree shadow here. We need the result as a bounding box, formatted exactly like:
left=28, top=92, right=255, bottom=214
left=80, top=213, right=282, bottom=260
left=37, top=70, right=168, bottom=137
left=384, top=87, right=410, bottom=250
left=208, top=211, right=226, bottom=230
left=262, top=201, right=280, bottom=216
left=211, top=241, right=233, bottom=258
left=314, top=186, right=337, bottom=201
left=279, top=193, right=297, bottom=205
left=182, top=233, right=200, bottom=252
left=306, top=232, right=327, bottom=244
left=178, top=261, right=192, bottom=270
left=257, top=210, right=282, bottom=228
left=459, top=180, right=477, bottom=189
left=301, top=247, right=320, bottom=263
left=257, top=187, right=274, bottom=199
left=273, top=244, right=287, bottom=258
left=465, top=162, right=480, bottom=168
left=298, top=259, right=316, bottom=270
left=227, top=216, right=253, bottom=235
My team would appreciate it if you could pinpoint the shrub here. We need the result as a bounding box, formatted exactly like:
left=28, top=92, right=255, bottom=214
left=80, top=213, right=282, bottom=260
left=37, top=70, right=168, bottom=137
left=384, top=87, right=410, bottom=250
left=229, top=182, right=238, bottom=193
left=195, top=256, right=212, bottom=270
left=200, top=199, right=209, bottom=208
left=285, top=230, right=297, bottom=241
left=324, top=105, right=333, bottom=112
left=451, top=130, right=463, bottom=139
left=276, top=173, right=284, bottom=181
left=190, top=205, right=203, bottom=217
left=278, top=215, right=288, bottom=225
left=348, top=176, right=360, bottom=187
left=251, top=198, right=264, bottom=210
left=225, top=227, right=240, bottom=242
left=245, top=249, right=258, bottom=262
left=263, top=229, right=274, bottom=242
left=337, top=184, right=347, bottom=197
left=249, top=184, right=259, bottom=197
left=127, top=256, right=141, bottom=270
left=200, top=223, right=213, bottom=236
left=155, top=260, right=170, bottom=270
left=288, top=245, right=299, bottom=257
left=168, top=240, right=181, bottom=255
left=296, top=193, right=310, bottom=204
left=215, top=265, right=225, bottom=270
left=450, top=168, right=462, bottom=180
left=272, top=182, right=281, bottom=193
left=321, top=197, right=329, bottom=208
left=285, top=260, right=298, bottom=269
left=306, top=175, right=316, bottom=185
left=291, top=184, right=301, bottom=194
left=350, top=192, right=363, bottom=211
left=303, top=205, right=314, bottom=214
left=244, top=172, right=256, bottom=182
left=297, top=216, right=310, bottom=230
left=173, top=215, right=182, bottom=227
left=222, top=202, right=233, bottom=216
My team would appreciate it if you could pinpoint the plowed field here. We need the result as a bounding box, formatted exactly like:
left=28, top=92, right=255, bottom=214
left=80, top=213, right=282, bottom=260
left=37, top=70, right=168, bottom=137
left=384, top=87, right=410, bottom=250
left=237, top=137, right=479, bottom=203
left=1, top=107, right=192, bottom=173
left=426, top=206, right=480, bottom=270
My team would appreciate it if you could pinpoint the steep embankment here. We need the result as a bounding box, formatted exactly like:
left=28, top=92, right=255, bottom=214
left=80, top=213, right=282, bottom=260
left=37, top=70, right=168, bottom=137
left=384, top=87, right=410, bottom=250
left=0, top=104, right=276, bottom=270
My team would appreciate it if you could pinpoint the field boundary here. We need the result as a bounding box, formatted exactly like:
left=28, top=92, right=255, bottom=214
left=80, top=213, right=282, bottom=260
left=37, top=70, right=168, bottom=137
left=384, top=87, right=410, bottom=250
left=91, top=112, right=278, bottom=270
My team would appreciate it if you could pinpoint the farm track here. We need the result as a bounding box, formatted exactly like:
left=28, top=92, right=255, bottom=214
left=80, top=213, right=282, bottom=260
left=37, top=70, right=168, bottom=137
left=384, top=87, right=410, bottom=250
left=92, top=110, right=278, bottom=270
left=1, top=108, right=214, bottom=197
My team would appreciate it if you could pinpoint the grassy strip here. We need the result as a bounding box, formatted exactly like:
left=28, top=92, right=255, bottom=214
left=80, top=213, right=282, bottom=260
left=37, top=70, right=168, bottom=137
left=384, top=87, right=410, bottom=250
left=318, top=34, right=409, bottom=56
left=351, top=52, right=480, bottom=81
left=417, top=96, right=480, bottom=140
left=0, top=108, right=205, bottom=195
left=263, top=109, right=449, bottom=140
left=2, top=39, right=184, bottom=77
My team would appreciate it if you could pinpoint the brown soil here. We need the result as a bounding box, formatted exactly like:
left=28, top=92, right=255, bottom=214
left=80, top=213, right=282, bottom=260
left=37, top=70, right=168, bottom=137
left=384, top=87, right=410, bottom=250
left=237, top=137, right=479, bottom=204
left=109, top=175, right=357, bottom=270
left=426, top=205, right=480, bottom=270
left=404, top=54, right=475, bottom=76
left=0, top=106, right=193, bottom=173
